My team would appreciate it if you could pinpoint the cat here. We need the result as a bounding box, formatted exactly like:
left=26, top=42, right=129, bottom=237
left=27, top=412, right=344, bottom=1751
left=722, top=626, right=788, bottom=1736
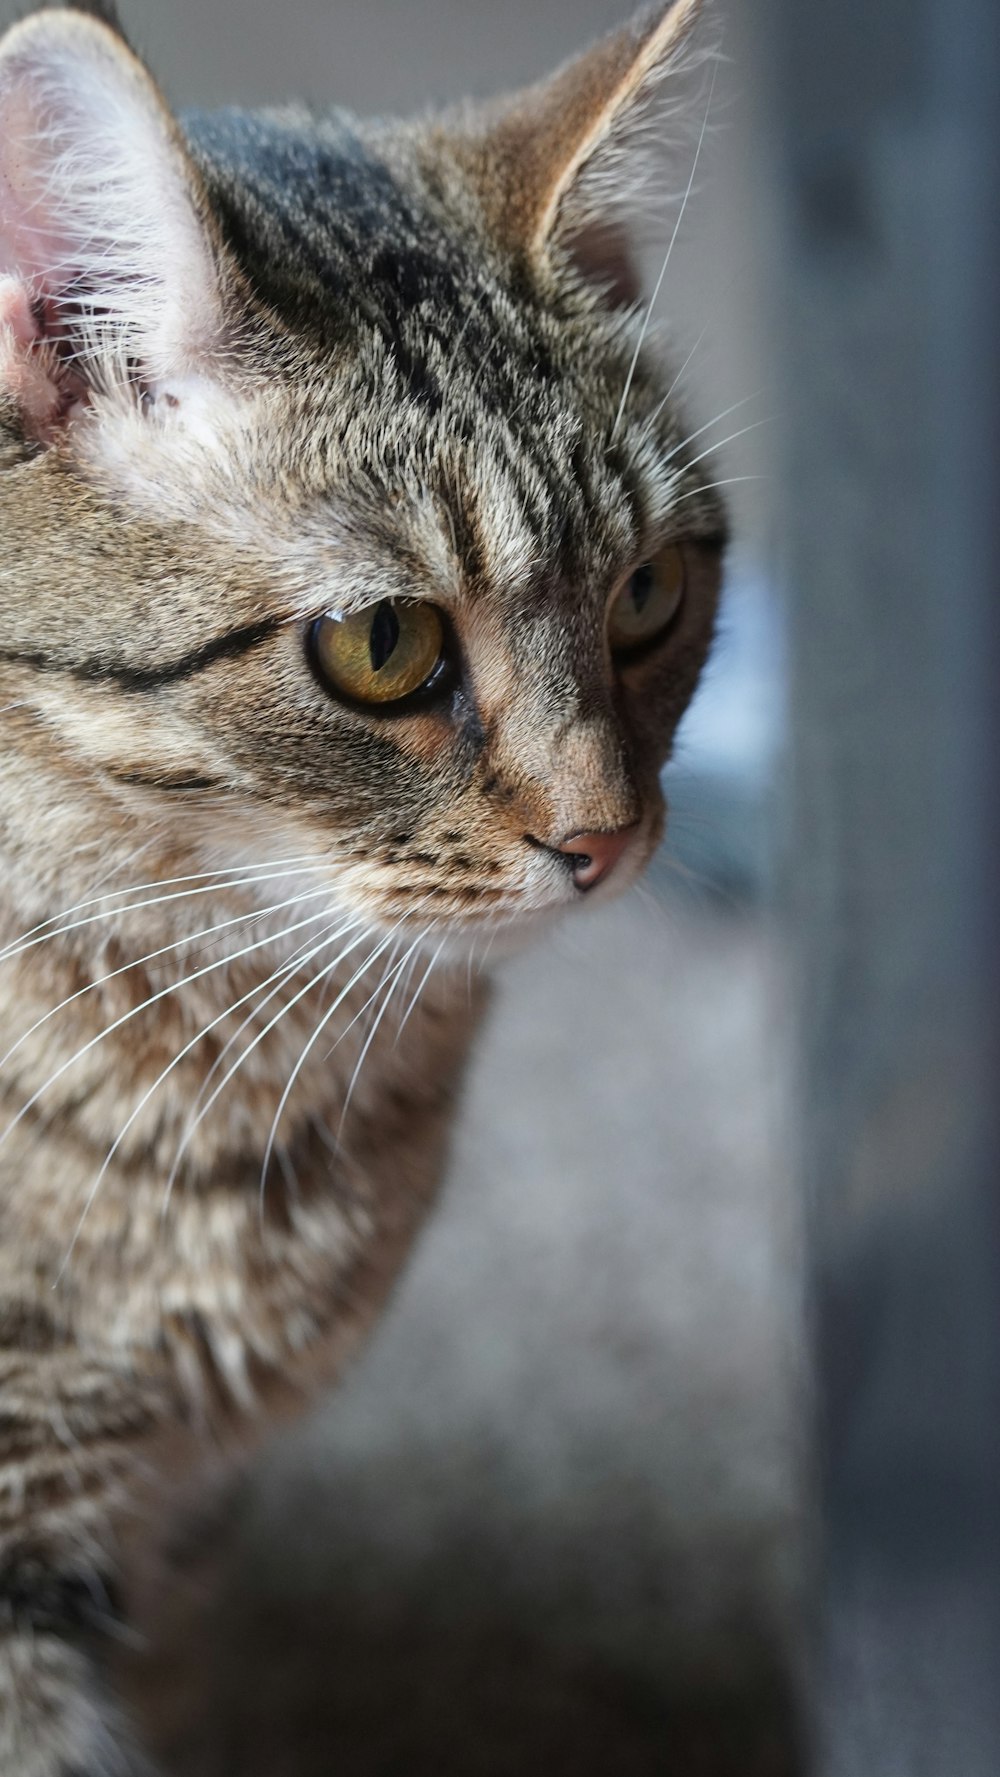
left=0, top=0, right=725, bottom=1769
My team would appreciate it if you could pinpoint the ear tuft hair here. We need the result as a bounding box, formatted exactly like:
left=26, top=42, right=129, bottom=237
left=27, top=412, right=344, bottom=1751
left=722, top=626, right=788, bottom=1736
left=0, top=7, right=237, bottom=435
left=448, top=0, right=710, bottom=304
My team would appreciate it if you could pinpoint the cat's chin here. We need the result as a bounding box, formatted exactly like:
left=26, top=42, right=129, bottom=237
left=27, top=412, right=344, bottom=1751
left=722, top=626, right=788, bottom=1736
left=349, top=828, right=659, bottom=963
left=407, top=867, right=654, bottom=965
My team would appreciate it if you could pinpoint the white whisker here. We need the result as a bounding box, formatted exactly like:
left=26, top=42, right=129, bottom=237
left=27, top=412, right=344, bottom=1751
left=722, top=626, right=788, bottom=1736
left=344, top=934, right=405, bottom=1067
left=159, top=913, right=362, bottom=1215
left=257, top=914, right=417, bottom=1206
left=657, top=389, right=766, bottom=463
left=185, top=922, right=354, bottom=1120
left=658, top=319, right=710, bottom=413
left=2, top=904, right=337, bottom=1161
left=477, top=921, right=503, bottom=974
left=157, top=919, right=384, bottom=1220
left=652, top=256, right=761, bottom=427
left=393, top=942, right=423, bottom=1037
left=336, top=932, right=429, bottom=1138
left=612, top=56, right=719, bottom=440
left=54, top=914, right=363, bottom=1280
left=394, top=934, right=448, bottom=1045
left=0, top=860, right=321, bottom=965
left=0, top=887, right=334, bottom=1079
left=671, top=414, right=773, bottom=476
left=670, top=474, right=767, bottom=505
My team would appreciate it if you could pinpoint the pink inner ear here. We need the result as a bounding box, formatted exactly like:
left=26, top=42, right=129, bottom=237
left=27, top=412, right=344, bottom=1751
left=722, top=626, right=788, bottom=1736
left=0, top=76, right=73, bottom=301
left=0, top=272, right=85, bottom=436
left=0, top=26, right=228, bottom=392
left=0, top=276, right=40, bottom=351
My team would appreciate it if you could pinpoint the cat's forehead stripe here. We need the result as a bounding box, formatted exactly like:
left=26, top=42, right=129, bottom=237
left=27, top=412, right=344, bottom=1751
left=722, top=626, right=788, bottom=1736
left=179, top=110, right=664, bottom=574
left=55, top=109, right=710, bottom=615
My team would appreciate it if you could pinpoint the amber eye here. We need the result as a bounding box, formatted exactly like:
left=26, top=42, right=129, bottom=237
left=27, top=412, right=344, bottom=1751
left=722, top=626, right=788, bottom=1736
left=608, top=546, right=686, bottom=655
left=311, top=599, right=447, bottom=706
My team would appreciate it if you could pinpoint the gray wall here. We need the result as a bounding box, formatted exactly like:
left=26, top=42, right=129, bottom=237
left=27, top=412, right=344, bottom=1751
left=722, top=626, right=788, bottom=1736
left=764, top=0, right=1000, bottom=1768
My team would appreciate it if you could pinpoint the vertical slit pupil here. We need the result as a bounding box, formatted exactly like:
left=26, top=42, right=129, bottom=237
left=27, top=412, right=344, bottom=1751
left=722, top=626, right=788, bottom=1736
left=369, top=601, right=401, bottom=672
left=630, top=565, right=654, bottom=614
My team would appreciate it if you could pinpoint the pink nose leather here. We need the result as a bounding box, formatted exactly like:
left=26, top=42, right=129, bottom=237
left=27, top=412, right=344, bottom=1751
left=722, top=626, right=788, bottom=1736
left=557, top=825, right=638, bottom=890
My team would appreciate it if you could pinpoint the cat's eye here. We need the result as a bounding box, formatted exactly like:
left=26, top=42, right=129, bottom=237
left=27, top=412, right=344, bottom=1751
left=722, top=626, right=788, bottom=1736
left=608, top=546, right=686, bottom=656
left=310, top=599, right=447, bottom=707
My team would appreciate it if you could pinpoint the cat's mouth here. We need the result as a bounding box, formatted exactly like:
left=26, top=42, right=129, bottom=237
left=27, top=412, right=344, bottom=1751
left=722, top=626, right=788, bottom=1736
left=202, top=802, right=660, bottom=980
left=352, top=810, right=660, bottom=943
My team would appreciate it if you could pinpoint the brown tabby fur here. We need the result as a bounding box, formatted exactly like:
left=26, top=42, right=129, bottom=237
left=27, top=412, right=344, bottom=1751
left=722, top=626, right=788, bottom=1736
left=0, top=0, right=724, bottom=1768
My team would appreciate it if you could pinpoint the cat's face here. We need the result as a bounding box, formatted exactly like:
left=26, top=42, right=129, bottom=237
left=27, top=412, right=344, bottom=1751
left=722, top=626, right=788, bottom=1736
left=0, top=0, right=723, bottom=949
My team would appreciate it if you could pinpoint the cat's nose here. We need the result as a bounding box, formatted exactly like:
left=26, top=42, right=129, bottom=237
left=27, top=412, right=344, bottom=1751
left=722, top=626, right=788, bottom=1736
left=553, top=824, right=640, bottom=891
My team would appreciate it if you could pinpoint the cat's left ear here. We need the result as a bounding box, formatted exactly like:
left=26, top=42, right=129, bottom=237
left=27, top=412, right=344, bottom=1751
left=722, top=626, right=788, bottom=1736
left=456, top=0, right=707, bottom=305
left=0, top=8, right=241, bottom=441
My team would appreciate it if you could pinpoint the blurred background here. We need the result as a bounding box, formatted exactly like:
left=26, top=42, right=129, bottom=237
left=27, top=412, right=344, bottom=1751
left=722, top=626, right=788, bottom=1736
left=26, top=0, right=999, bottom=1773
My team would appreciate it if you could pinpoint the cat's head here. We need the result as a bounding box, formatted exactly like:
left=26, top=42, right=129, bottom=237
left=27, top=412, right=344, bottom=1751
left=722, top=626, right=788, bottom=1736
left=0, top=0, right=724, bottom=950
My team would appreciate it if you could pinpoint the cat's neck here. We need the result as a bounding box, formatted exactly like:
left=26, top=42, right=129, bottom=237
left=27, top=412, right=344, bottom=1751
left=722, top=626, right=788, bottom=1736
left=0, top=885, right=484, bottom=1384
left=0, top=890, right=474, bottom=1178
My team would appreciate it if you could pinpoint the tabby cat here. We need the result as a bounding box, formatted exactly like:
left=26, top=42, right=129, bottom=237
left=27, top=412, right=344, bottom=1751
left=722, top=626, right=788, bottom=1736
left=0, top=0, right=725, bottom=1768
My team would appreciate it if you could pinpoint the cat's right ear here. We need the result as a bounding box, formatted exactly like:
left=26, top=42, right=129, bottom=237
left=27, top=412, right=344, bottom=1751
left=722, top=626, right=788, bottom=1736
left=0, top=7, right=239, bottom=443
left=452, top=0, right=709, bottom=307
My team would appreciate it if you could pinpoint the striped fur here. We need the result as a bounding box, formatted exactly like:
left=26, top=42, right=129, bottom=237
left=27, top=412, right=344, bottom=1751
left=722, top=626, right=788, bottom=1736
left=0, top=2, right=724, bottom=1769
